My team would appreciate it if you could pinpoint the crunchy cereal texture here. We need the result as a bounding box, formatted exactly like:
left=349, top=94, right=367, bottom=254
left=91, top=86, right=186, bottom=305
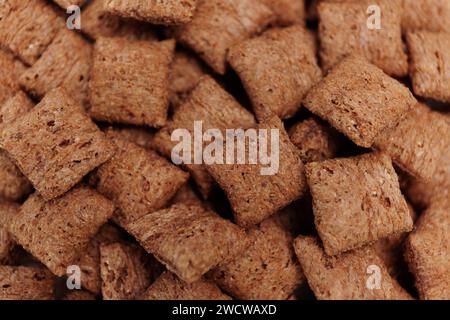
left=294, top=236, right=412, bottom=300
left=206, top=116, right=307, bottom=228
left=374, top=104, right=450, bottom=182
left=0, top=50, right=26, bottom=105
left=0, top=266, right=54, bottom=300
left=96, top=134, right=189, bottom=225
left=125, top=204, right=249, bottom=283
left=228, top=25, right=321, bottom=119
left=210, top=218, right=305, bottom=300
left=405, top=197, right=450, bottom=300
left=306, top=152, right=413, bottom=256
left=170, top=183, right=203, bottom=207
left=175, top=0, right=274, bottom=74
left=141, top=271, right=231, bottom=300
left=0, top=202, right=19, bottom=265
left=8, top=187, right=115, bottom=276
left=0, top=88, right=115, bottom=200
left=89, top=37, right=175, bottom=128
left=402, top=0, right=450, bottom=33
left=318, top=0, right=407, bottom=77
left=304, top=56, right=416, bottom=148
left=407, top=31, right=450, bottom=103
left=289, top=117, right=339, bottom=163
left=104, top=0, right=198, bottom=25
left=261, top=0, right=305, bottom=26
left=107, top=126, right=155, bottom=150
left=53, top=0, right=87, bottom=9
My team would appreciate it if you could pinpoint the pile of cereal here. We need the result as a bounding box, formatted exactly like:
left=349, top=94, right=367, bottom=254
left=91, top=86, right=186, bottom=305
left=0, top=0, right=448, bottom=300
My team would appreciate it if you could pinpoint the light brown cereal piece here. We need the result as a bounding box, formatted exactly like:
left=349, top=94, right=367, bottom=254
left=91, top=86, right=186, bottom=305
left=0, top=50, right=26, bottom=105
left=407, top=31, right=450, bottom=103
left=89, top=37, right=175, bottom=128
left=402, top=0, right=450, bottom=33
left=228, top=25, right=321, bottom=119
left=175, top=0, right=274, bottom=74
left=53, top=0, right=87, bottom=9
left=62, top=290, right=96, bottom=300
left=0, top=266, right=54, bottom=300
left=0, top=91, right=34, bottom=127
left=374, top=104, right=450, bottom=182
left=206, top=116, right=307, bottom=228
left=0, top=0, right=64, bottom=65
left=318, top=0, right=407, bottom=77
left=19, top=29, right=92, bottom=107
left=210, top=218, right=305, bottom=299
left=8, top=186, right=115, bottom=276
left=294, top=236, right=412, bottom=300
left=404, top=197, right=450, bottom=300
left=0, top=202, right=19, bottom=265
left=125, top=204, right=249, bottom=283
left=304, top=56, right=416, bottom=148
left=261, top=0, right=305, bottom=26
left=289, top=117, right=339, bottom=163
left=108, top=126, right=155, bottom=150
left=96, top=134, right=189, bottom=225
left=104, top=0, right=197, bottom=25
left=141, top=271, right=231, bottom=300
left=0, top=88, right=115, bottom=200
left=306, top=152, right=413, bottom=256
left=407, top=175, right=450, bottom=210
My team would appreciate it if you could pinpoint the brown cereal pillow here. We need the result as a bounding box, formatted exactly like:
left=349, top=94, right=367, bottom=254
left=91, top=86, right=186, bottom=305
left=0, top=50, right=26, bottom=105
left=53, top=0, right=87, bottom=9
left=402, top=0, right=450, bottom=33
left=175, top=0, right=274, bottom=74
left=318, top=0, right=408, bottom=77
left=227, top=25, right=321, bottom=120
left=406, top=31, right=450, bottom=103
left=89, top=37, right=175, bottom=128
left=0, top=202, right=19, bottom=265
left=261, top=0, right=305, bottom=26
left=107, top=126, right=156, bottom=150
left=304, top=56, right=416, bottom=148
left=0, top=88, right=115, bottom=200
left=306, top=152, right=413, bottom=256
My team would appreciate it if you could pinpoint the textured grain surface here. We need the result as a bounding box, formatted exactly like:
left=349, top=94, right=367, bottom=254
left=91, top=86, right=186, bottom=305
left=53, top=0, right=87, bottom=9
left=402, top=0, right=450, bottom=32
left=0, top=202, right=19, bottom=265
left=62, top=290, right=96, bottom=300
left=0, top=266, right=54, bottom=300
left=0, top=50, right=26, bottom=105
left=261, top=0, right=305, bottom=26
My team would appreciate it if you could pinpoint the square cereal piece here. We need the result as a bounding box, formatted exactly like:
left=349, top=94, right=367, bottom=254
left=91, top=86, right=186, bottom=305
left=405, top=197, right=450, bottom=300
left=402, top=0, right=450, bottom=33
left=104, top=0, right=197, bottom=25
left=141, top=271, right=231, bottom=300
left=53, top=0, right=87, bottom=9
left=0, top=266, right=54, bottom=300
left=294, top=236, right=412, bottom=300
left=96, top=133, right=189, bottom=225
left=306, top=152, right=413, bottom=256
left=228, top=25, right=321, bottom=119
left=407, top=31, right=450, bottom=103
left=318, top=0, right=408, bottom=77
left=374, top=103, right=450, bottom=182
left=0, top=0, right=64, bottom=65
left=100, top=242, right=155, bottom=300
left=206, top=116, right=307, bottom=228
left=261, top=0, right=305, bottom=26
left=0, top=88, right=115, bottom=200
left=175, top=0, right=274, bottom=74
left=0, top=202, right=19, bottom=265
left=19, top=29, right=93, bottom=107
left=8, top=186, right=115, bottom=276
left=0, top=50, right=26, bottom=104
left=62, top=290, right=96, bottom=300
left=89, top=37, right=175, bottom=128
left=210, top=218, right=305, bottom=300
left=304, top=56, right=416, bottom=148
left=125, top=204, right=249, bottom=283
left=289, top=117, right=339, bottom=163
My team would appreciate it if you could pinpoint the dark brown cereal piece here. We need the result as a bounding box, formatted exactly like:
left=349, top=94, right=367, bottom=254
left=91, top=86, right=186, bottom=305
left=402, top=0, right=450, bottom=33
left=125, top=204, right=249, bottom=283
left=0, top=266, right=54, bottom=300
left=210, top=218, right=305, bottom=300
left=8, top=186, right=115, bottom=276
left=261, top=0, right=305, bottom=26
left=304, top=56, right=416, bottom=148
left=289, top=117, right=339, bottom=163
left=0, top=50, right=26, bottom=105
left=107, top=126, right=155, bottom=150
left=306, top=152, right=413, bottom=256
left=62, top=290, right=96, bottom=300
left=0, top=88, right=115, bottom=200
left=0, top=0, right=64, bottom=65
left=96, top=134, right=189, bottom=226
left=318, top=0, right=408, bottom=77
left=104, top=0, right=197, bottom=25
left=294, top=236, right=412, bottom=300
left=53, top=0, right=87, bottom=9
left=228, top=25, right=321, bottom=119
left=407, top=31, right=450, bottom=103
left=19, top=29, right=93, bottom=107
left=0, top=202, right=19, bottom=265
left=175, top=0, right=274, bottom=74
left=89, top=37, right=175, bottom=128
left=100, top=242, right=154, bottom=300
left=404, top=197, right=450, bottom=300
left=141, top=271, right=231, bottom=300
left=374, top=104, right=450, bottom=182
left=206, top=116, right=307, bottom=228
